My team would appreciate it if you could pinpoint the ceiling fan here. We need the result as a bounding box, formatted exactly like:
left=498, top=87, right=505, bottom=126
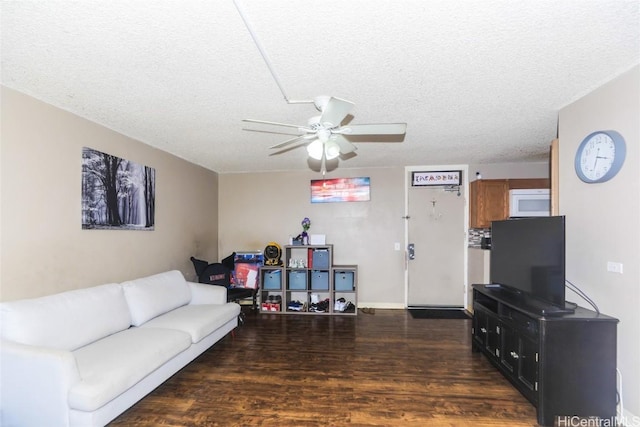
left=233, top=0, right=407, bottom=173
left=242, top=96, right=407, bottom=160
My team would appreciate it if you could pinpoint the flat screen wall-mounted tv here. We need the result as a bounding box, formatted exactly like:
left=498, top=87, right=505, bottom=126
left=490, top=216, right=566, bottom=309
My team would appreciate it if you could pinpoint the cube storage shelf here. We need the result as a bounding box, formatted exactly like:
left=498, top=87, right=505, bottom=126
left=259, top=244, right=357, bottom=315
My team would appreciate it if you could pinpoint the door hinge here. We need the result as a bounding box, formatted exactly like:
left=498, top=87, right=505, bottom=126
left=535, top=381, right=538, bottom=391
left=535, top=352, right=538, bottom=363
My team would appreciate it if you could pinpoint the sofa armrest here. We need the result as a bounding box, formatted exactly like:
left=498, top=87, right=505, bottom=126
left=188, top=281, right=227, bottom=305
left=0, top=340, right=80, bottom=426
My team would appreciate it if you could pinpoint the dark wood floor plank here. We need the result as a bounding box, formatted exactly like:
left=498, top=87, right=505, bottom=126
left=109, top=309, right=539, bottom=426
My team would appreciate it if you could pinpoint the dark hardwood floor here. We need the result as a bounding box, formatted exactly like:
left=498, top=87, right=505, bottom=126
left=109, top=309, right=539, bottom=426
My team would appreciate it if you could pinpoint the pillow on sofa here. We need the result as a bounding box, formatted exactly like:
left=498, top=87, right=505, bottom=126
left=122, top=270, right=191, bottom=326
left=0, top=283, right=131, bottom=351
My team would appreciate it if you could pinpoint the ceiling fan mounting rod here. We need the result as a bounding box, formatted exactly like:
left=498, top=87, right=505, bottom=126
left=233, top=0, right=313, bottom=106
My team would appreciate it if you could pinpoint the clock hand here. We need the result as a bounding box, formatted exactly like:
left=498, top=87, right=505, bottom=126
left=592, top=148, right=600, bottom=170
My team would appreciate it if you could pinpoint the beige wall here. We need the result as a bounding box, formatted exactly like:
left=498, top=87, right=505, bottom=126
left=0, top=87, right=219, bottom=301
left=468, top=161, right=549, bottom=180
left=218, top=168, right=407, bottom=306
left=559, top=65, right=639, bottom=419
left=5, top=70, right=633, bottom=415
left=219, top=163, right=548, bottom=308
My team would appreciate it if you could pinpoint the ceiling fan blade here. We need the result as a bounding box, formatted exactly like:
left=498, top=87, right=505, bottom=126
left=332, top=134, right=357, bottom=154
left=319, top=97, right=355, bottom=128
left=269, top=135, right=311, bottom=149
left=341, top=123, right=407, bottom=135
left=242, top=118, right=308, bottom=130
left=269, top=141, right=309, bottom=156
left=244, top=128, right=303, bottom=136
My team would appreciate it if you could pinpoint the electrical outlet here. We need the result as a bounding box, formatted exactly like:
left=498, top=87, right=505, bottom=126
left=607, top=262, right=623, bottom=274
left=394, top=242, right=401, bottom=251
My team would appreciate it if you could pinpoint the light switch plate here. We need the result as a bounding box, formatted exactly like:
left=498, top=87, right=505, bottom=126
left=607, top=262, right=623, bottom=274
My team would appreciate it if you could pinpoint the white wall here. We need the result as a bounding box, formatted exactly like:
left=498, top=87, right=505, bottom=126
left=559, top=65, right=639, bottom=420
left=0, top=87, right=220, bottom=301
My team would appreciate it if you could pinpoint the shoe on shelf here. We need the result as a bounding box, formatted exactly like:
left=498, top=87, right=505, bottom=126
left=287, top=300, right=303, bottom=311
left=334, top=297, right=347, bottom=312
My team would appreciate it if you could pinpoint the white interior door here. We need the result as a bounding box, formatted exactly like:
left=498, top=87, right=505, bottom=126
left=407, top=175, right=466, bottom=307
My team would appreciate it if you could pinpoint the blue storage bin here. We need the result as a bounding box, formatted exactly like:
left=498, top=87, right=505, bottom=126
left=288, top=271, right=307, bottom=290
left=263, top=270, right=281, bottom=290
left=311, top=270, right=329, bottom=290
left=334, top=271, right=354, bottom=291
left=312, top=250, right=330, bottom=269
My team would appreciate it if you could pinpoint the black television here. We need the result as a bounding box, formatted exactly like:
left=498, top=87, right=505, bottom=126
left=490, top=216, right=568, bottom=311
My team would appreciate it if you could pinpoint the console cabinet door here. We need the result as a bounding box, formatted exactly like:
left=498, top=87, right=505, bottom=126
left=486, top=315, right=501, bottom=359
left=472, top=307, right=489, bottom=349
left=518, top=336, right=538, bottom=398
left=473, top=306, right=500, bottom=360
left=499, top=323, right=538, bottom=403
left=500, top=324, right=518, bottom=374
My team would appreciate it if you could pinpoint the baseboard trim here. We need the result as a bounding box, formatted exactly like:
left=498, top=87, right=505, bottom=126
left=357, top=302, right=405, bottom=310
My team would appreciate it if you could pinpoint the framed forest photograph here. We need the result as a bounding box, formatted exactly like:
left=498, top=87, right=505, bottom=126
left=81, top=147, right=155, bottom=230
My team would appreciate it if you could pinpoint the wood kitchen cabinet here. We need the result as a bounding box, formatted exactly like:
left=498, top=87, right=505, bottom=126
left=469, top=179, right=509, bottom=228
left=469, top=178, right=551, bottom=228
left=508, top=178, right=550, bottom=190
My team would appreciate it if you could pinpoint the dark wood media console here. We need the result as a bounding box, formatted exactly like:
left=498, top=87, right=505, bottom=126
left=471, top=284, right=619, bottom=426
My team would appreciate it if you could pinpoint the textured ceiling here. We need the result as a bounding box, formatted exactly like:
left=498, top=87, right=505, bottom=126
left=2, top=1, right=639, bottom=173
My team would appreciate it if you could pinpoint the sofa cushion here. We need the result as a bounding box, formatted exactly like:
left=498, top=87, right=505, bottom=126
left=122, top=270, right=191, bottom=326
left=69, top=327, right=191, bottom=411
left=0, top=283, right=131, bottom=351
left=140, top=303, right=241, bottom=343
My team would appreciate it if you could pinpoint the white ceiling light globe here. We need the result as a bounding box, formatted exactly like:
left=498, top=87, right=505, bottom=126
left=324, top=141, right=340, bottom=160
left=306, top=140, right=324, bottom=160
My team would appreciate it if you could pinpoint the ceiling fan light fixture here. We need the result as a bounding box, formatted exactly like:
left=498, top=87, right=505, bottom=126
left=325, top=141, right=340, bottom=160
left=307, top=140, right=324, bottom=160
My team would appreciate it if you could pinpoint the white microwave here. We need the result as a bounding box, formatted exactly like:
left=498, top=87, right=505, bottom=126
left=509, top=189, right=550, bottom=217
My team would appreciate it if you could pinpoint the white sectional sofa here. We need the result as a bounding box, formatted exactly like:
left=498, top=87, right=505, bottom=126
left=0, top=270, right=241, bottom=427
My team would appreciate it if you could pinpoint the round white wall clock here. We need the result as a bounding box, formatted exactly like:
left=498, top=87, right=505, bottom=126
left=574, top=130, right=626, bottom=183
